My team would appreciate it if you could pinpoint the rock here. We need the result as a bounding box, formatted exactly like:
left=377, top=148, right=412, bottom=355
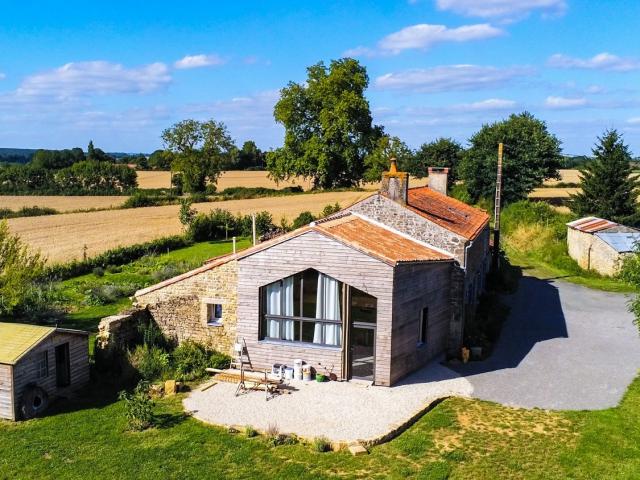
left=348, top=443, right=368, bottom=456
left=165, top=379, right=177, bottom=395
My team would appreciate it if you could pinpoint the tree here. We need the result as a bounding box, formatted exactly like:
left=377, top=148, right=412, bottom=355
left=409, top=138, right=463, bottom=184
left=235, top=141, right=265, bottom=170
left=87, top=140, right=96, bottom=161
left=571, top=130, right=638, bottom=221
left=31, top=148, right=85, bottom=169
left=459, top=112, right=562, bottom=204
left=267, top=58, right=380, bottom=189
left=162, top=119, right=235, bottom=193
left=148, top=149, right=173, bottom=170
left=363, top=135, right=413, bottom=182
left=0, top=220, right=46, bottom=316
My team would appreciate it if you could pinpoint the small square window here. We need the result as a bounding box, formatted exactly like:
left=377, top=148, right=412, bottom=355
left=37, top=351, right=49, bottom=378
left=207, top=303, right=223, bottom=325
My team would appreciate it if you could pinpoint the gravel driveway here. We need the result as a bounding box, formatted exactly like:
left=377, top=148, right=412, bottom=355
left=453, top=276, right=640, bottom=410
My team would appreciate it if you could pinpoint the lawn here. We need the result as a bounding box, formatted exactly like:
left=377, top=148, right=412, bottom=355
left=1, top=374, right=638, bottom=479
left=57, top=238, right=251, bottom=331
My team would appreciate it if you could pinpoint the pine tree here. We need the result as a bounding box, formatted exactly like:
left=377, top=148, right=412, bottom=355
left=87, top=140, right=96, bottom=161
left=571, top=129, right=638, bottom=221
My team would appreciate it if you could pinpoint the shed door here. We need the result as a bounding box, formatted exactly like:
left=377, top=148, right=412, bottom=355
left=55, top=343, right=70, bottom=387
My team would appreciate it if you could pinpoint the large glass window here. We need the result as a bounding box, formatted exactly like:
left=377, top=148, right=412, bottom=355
left=261, top=269, right=343, bottom=347
left=350, top=288, right=377, bottom=324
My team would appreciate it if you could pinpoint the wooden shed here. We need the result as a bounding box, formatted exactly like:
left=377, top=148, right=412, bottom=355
left=0, top=323, right=90, bottom=420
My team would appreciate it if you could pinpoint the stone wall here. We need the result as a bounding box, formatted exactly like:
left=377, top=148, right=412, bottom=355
left=97, top=309, right=149, bottom=350
left=348, top=194, right=468, bottom=264
left=567, top=228, right=624, bottom=276
left=135, top=260, right=239, bottom=355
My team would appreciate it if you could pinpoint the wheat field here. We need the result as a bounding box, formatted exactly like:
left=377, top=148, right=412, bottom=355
left=7, top=190, right=373, bottom=264
left=0, top=196, right=128, bottom=211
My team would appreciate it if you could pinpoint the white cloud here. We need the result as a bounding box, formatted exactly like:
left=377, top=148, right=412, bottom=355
left=375, top=65, right=530, bottom=93
left=345, top=23, right=503, bottom=57
left=544, top=96, right=588, bottom=109
left=548, top=52, right=640, bottom=72
left=436, top=0, right=566, bottom=21
left=16, top=61, right=170, bottom=98
left=174, top=54, right=225, bottom=69
left=628, top=117, right=640, bottom=125
left=453, top=98, right=517, bottom=111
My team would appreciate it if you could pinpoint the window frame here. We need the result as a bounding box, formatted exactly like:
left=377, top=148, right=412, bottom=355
left=204, top=301, right=224, bottom=326
left=37, top=350, right=49, bottom=378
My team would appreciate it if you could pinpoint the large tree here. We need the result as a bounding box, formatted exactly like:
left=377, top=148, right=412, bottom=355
left=267, top=58, right=380, bottom=189
left=571, top=129, right=638, bottom=221
left=363, top=135, right=413, bottom=182
left=409, top=137, right=463, bottom=184
left=460, top=112, right=562, bottom=203
left=162, top=119, right=235, bottom=193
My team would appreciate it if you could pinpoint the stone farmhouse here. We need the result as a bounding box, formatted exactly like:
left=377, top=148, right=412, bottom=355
left=133, top=163, right=490, bottom=386
left=567, top=216, right=640, bottom=276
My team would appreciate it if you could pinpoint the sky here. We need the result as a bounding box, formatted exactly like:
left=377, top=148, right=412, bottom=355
left=1, top=0, right=639, bottom=155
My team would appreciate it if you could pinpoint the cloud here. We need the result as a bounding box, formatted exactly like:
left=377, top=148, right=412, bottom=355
left=435, top=0, right=566, bottom=21
left=345, top=23, right=503, bottom=57
left=628, top=117, right=640, bottom=125
left=544, top=96, right=588, bottom=109
left=0, top=73, right=5, bottom=80
left=375, top=65, right=530, bottom=93
left=453, top=98, right=517, bottom=111
left=548, top=52, right=640, bottom=72
left=174, top=54, right=225, bottom=69
left=15, top=61, right=171, bottom=98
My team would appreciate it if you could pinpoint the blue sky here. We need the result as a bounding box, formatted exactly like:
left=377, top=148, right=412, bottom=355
left=1, top=0, right=639, bottom=155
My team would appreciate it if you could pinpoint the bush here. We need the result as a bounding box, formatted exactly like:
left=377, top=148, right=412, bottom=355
left=0, top=206, right=58, bottom=219
left=320, top=203, right=341, bottom=218
left=119, top=381, right=155, bottom=431
left=150, top=262, right=194, bottom=283
left=245, top=425, right=258, bottom=438
left=292, top=211, right=316, bottom=229
left=128, top=345, right=170, bottom=381
left=92, top=266, right=105, bottom=277
left=313, top=436, right=332, bottom=452
left=85, top=283, right=141, bottom=305
left=172, top=341, right=231, bottom=381
left=186, top=209, right=275, bottom=242
left=122, top=191, right=176, bottom=209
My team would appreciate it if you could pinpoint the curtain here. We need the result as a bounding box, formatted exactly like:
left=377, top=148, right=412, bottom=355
left=282, top=277, right=295, bottom=340
left=266, top=282, right=281, bottom=338
left=313, top=273, right=342, bottom=345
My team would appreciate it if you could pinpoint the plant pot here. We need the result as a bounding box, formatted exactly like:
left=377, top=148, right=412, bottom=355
left=316, top=374, right=326, bottom=383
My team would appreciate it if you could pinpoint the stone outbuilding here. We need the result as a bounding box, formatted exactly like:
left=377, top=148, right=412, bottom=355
left=132, top=163, right=491, bottom=386
left=0, top=323, right=90, bottom=420
left=567, top=217, right=640, bottom=276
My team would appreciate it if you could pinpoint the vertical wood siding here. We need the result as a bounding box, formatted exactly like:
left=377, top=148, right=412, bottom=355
left=0, top=364, right=13, bottom=420
left=237, top=231, right=395, bottom=385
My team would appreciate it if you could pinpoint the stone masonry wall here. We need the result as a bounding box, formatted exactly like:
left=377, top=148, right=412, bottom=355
left=135, top=260, right=238, bottom=355
left=568, top=228, right=624, bottom=276
left=348, top=194, right=468, bottom=264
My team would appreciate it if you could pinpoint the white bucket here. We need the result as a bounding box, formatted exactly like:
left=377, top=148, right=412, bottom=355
left=293, top=359, right=303, bottom=380
left=284, top=367, right=294, bottom=380
left=302, top=365, right=312, bottom=382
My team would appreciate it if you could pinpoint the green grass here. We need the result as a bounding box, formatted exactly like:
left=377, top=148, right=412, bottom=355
left=1, top=375, right=639, bottom=479
left=57, top=238, right=251, bottom=331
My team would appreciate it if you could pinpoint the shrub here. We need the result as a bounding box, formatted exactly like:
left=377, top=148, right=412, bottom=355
left=269, top=433, right=298, bottom=447
left=85, top=283, right=141, bottom=305
left=106, top=264, right=122, bottom=274
left=292, top=211, right=316, bottom=229
left=320, top=203, right=341, bottom=218
left=245, top=425, right=258, bottom=438
left=119, top=381, right=155, bottom=431
left=150, top=262, right=193, bottom=283
left=186, top=209, right=274, bottom=242
left=313, top=436, right=332, bottom=452
left=138, top=320, right=168, bottom=349
left=172, top=341, right=230, bottom=381
left=92, top=266, right=105, bottom=277
left=0, top=206, right=58, bottom=219
left=128, top=345, right=170, bottom=381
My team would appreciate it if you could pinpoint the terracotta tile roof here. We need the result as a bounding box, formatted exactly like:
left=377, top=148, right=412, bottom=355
left=314, top=215, right=452, bottom=265
left=405, top=187, right=490, bottom=240
left=566, top=216, right=619, bottom=233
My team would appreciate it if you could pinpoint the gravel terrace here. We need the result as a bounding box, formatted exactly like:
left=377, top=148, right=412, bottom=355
left=183, top=360, right=472, bottom=444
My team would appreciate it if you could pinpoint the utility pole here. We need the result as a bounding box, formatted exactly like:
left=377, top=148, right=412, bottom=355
left=251, top=213, right=257, bottom=246
left=492, top=142, right=504, bottom=273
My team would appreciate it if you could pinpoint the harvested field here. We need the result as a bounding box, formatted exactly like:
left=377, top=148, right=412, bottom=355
left=0, top=195, right=127, bottom=212
left=7, top=190, right=372, bottom=263
left=136, top=170, right=427, bottom=191
left=529, top=187, right=580, bottom=198
left=542, top=169, right=581, bottom=185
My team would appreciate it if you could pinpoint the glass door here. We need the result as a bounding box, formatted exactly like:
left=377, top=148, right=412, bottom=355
left=351, top=326, right=375, bottom=380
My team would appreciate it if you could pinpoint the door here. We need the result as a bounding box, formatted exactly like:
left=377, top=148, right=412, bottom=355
left=55, top=343, right=71, bottom=387
left=351, top=326, right=375, bottom=381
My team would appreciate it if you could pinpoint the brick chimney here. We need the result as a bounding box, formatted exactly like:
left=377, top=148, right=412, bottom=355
left=428, top=167, right=449, bottom=196
left=380, top=158, right=409, bottom=205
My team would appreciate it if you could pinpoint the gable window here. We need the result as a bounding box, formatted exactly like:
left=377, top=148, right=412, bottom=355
left=207, top=303, right=223, bottom=326
left=37, top=351, right=49, bottom=378
left=261, top=269, right=343, bottom=347
left=418, top=307, right=429, bottom=346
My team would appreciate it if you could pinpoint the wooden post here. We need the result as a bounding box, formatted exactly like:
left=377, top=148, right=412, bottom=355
left=232, top=236, right=236, bottom=254
left=492, top=142, right=504, bottom=272
left=251, top=213, right=257, bottom=246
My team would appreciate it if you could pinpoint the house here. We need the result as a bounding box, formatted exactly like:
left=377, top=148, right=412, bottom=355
left=0, top=323, right=90, bottom=420
left=133, top=162, right=490, bottom=386
left=567, top=216, right=640, bottom=276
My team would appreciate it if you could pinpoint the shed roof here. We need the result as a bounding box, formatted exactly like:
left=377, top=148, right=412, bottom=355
left=567, top=217, right=619, bottom=233
left=595, top=232, right=640, bottom=253
left=0, top=323, right=55, bottom=365
left=405, top=187, right=490, bottom=240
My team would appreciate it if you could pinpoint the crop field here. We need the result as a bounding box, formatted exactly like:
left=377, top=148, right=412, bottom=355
left=7, top=190, right=372, bottom=263
left=0, top=195, right=127, bottom=212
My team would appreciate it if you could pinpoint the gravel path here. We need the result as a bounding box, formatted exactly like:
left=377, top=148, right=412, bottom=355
left=452, top=276, right=640, bottom=410
left=184, top=360, right=471, bottom=443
